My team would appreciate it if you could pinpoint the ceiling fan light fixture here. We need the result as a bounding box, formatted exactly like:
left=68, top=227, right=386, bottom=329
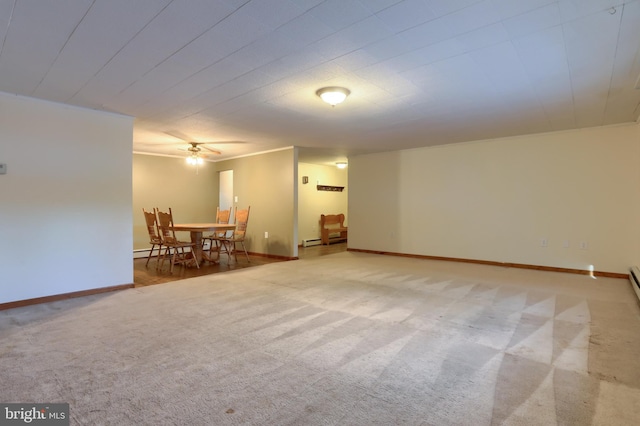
left=186, top=154, right=203, bottom=165
left=316, top=87, right=350, bottom=106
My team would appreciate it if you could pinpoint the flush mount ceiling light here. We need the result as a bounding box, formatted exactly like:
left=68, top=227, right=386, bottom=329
left=316, top=86, right=350, bottom=106
left=336, top=162, right=348, bottom=169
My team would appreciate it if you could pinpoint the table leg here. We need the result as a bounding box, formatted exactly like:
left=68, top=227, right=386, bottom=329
left=190, top=231, right=204, bottom=263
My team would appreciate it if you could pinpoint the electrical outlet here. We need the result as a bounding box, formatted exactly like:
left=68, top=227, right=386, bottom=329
left=580, top=241, right=588, bottom=250
left=563, top=240, right=570, bottom=248
left=540, top=238, right=548, bottom=247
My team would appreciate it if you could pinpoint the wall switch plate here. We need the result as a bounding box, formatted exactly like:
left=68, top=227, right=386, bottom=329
left=264, top=231, right=268, bottom=238
left=0, top=163, right=6, bottom=174
left=563, top=240, right=570, bottom=248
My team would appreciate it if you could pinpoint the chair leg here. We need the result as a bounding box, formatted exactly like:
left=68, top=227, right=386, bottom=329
left=241, top=242, right=249, bottom=262
left=161, top=247, right=168, bottom=272
left=145, top=244, right=155, bottom=267
left=170, top=247, right=178, bottom=274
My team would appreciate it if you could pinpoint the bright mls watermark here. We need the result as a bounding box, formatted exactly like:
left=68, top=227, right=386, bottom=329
left=0, top=404, right=68, bottom=425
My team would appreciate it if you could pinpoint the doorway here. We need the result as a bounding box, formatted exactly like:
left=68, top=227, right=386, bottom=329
left=219, top=170, right=233, bottom=210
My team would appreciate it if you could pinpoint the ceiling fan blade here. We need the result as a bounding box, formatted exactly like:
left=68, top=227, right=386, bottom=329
left=201, top=146, right=222, bottom=155
left=163, top=130, right=190, bottom=141
left=191, top=141, right=247, bottom=145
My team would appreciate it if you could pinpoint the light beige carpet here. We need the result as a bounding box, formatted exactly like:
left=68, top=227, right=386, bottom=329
left=1, top=252, right=639, bottom=425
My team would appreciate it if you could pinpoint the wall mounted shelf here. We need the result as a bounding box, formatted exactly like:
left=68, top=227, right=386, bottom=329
left=317, top=185, right=344, bottom=192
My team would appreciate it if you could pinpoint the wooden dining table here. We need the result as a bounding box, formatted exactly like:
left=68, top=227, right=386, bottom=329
left=171, top=223, right=236, bottom=263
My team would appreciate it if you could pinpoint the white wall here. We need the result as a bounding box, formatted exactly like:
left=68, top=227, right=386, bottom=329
left=298, top=162, right=348, bottom=244
left=348, top=124, right=640, bottom=275
left=0, top=93, right=133, bottom=304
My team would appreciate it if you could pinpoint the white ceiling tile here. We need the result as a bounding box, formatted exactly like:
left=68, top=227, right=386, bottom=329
left=72, top=0, right=245, bottom=106
left=501, top=3, right=562, bottom=39
left=309, top=0, right=372, bottom=30
left=33, top=0, right=172, bottom=102
left=358, top=0, right=404, bottom=13
left=425, top=0, right=485, bottom=17
left=0, top=0, right=94, bottom=94
left=361, top=35, right=418, bottom=61
left=408, top=39, right=468, bottom=68
left=375, top=0, right=437, bottom=32
left=455, top=22, right=510, bottom=51
left=244, top=0, right=307, bottom=30
left=469, top=42, right=534, bottom=96
left=558, top=0, right=622, bottom=21
left=0, top=0, right=15, bottom=50
left=511, top=27, right=574, bottom=125
left=604, top=1, right=640, bottom=123
left=330, top=49, right=380, bottom=71
left=434, top=0, right=503, bottom=35
left=563, top=7, right=620, bottom=71
left=273, top=11, right=336, bottom=51
left=400, top=0, right=503, bottom=49
left=399, top=18, right=454, bottom=50
left=492, top=0, right=557, bottom=20
left=260, top=50, right=330, bottom=80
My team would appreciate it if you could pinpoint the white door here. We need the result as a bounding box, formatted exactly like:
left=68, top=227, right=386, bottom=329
left=219, top=170, right=233, bottom=210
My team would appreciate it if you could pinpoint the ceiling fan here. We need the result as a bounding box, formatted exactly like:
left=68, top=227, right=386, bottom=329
left=182, top=142, right=220, bottom=165
left=141, top=131, right=246, bottom=163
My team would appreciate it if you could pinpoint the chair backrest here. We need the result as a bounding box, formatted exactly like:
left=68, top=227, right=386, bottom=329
left=143, top=208, right=162, bottom=244
left=155, top=207, right=179, bottom=244
left=320, top=213, right=346, bottom=229
left=232, top=206, right=251, bottom=240
left=215, top=206, right=234, bottom=237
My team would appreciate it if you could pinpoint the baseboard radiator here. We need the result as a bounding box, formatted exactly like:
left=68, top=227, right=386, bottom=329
left=630, top=266, right=640, bottom=303
left=302, top=238, right=322, bottom=247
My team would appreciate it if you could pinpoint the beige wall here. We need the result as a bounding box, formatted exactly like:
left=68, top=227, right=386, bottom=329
left=298, top=162, right=348, bottom=244
left=215, top=148, right=296, bottom=258
left=0, top=92, right=133, bottom=304
left=133, top=153, right=218, bottom=250
left=349, top=123, right=640, bottom=275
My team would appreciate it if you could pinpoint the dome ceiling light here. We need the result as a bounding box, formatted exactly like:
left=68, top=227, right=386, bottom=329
left=316, top=87, right=350, bottom=106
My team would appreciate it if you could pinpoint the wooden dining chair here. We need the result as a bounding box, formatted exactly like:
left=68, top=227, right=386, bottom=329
left=202, top=206, right=234, bottom=262
left=142, top=208, right=163, bottom=267
left=221, top=206, right=251, bottom=262
left=155, top=207, right=200, bottom=273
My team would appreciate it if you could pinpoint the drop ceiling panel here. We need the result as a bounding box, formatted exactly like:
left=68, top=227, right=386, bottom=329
left=492, top=0, right=557, bottom=19
left=425, top=0, right=484, bottom=17
left=0, top=0, right=93, bottom=95
left=375, top=0, right=437, bottom=32
left=500, top=3, right=562, bottom=39
left=32, top=0, right=171, bottom=102
left=73, top=1, right=251, bottom=106
left=564, top=7, right=621, bottom=126
left=455, top=22, right=510, bottom=51
left=257, top=1, right=319, bottom=31
left=470, top=43, right=536, bottom=101
left=309, top=0, right=372, bottom=31
left=360, top=0, right=404, bottom=13
left=604, top=1, right=640, bottom=123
